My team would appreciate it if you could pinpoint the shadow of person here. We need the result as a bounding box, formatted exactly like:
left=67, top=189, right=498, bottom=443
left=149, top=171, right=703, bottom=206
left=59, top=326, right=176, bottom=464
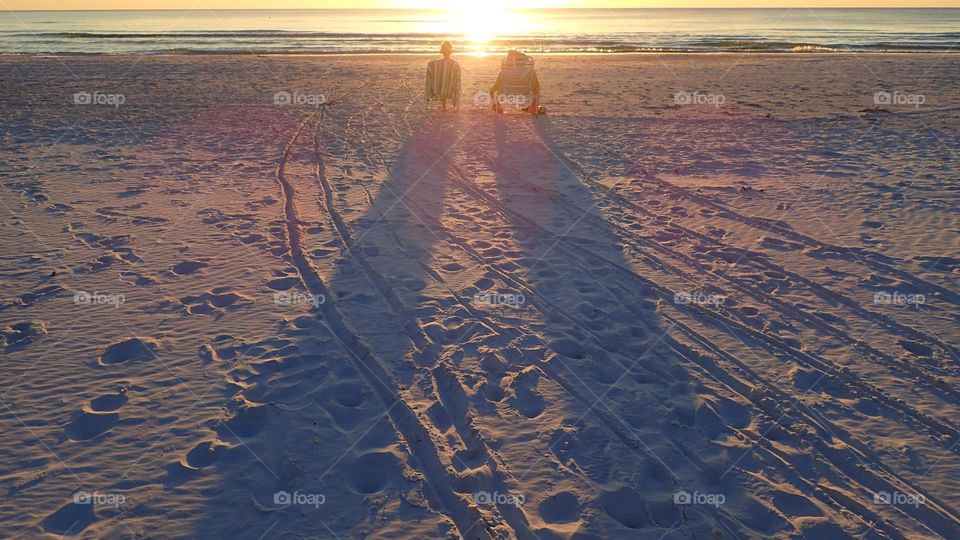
left=322, top=111, right=462, bottom=366
left=187, top=111, right=477, bottom=539
left=188, top=106, right=776, bottom=538
left=469, top=113, right=761, bottom=536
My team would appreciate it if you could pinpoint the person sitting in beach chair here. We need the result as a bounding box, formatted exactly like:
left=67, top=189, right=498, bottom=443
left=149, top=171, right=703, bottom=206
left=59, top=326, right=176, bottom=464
left=489, top=50, right=544, bottom=115
left=426, top=41, right=461, bottom=111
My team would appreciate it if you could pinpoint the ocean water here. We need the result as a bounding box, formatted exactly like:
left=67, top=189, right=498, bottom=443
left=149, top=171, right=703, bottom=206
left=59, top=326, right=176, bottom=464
left=1, top=9, right=959, bottom=55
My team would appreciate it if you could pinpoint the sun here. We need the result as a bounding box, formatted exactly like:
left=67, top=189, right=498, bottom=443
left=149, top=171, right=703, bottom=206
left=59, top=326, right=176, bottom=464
left=450, top=2, right=516, bottom=44
left=415, top=1, right=538, bottom=51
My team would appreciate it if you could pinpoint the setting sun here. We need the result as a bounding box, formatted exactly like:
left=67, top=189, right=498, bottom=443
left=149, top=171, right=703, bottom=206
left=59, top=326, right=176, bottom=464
left=413, top=2, right=539, bottom=48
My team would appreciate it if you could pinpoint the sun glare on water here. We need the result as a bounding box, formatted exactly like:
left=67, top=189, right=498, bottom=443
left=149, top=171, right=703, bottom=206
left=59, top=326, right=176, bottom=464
left=417, top=1, right=538, bottom=53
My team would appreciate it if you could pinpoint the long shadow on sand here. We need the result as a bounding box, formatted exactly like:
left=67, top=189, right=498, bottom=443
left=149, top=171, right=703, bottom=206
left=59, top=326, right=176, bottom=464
left=184, top=112, right=464, bottom=538
left=188, top=109, right=789, bottom=538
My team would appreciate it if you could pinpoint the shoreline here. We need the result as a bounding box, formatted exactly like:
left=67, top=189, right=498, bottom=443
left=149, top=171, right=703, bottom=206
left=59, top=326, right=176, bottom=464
left=9, top=49, right=960, bottom=58
left=5, top=50, right=960, bottom=59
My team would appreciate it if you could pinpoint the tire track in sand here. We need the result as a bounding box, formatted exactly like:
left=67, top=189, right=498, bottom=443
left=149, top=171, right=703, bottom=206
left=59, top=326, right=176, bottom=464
left=308, top=110, right=536, bottom=539
left=272, top=111, right=499, bottom=540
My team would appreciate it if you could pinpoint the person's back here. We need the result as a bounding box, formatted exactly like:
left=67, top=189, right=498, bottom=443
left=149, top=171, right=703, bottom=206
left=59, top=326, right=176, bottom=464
left=426, top=41, right=461, bottom=111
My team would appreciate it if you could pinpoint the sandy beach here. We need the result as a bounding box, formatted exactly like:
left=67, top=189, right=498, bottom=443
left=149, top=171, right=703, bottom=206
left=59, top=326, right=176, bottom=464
left=2, top=53, right=959, bottom=538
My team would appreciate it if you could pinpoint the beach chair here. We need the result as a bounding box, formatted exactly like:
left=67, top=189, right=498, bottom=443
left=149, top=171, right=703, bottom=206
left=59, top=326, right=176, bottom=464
left=426, top=57, right=461, bottom=110
left=491, top=51, right=542, bottom=115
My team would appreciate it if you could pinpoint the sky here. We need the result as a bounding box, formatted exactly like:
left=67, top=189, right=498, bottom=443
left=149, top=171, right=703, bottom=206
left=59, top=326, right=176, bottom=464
left=5, top=0, right=960, bottom=8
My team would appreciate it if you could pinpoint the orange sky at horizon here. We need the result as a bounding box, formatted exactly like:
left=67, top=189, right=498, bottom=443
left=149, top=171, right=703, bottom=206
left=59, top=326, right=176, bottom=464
left=5, top=0, right=960, bottom=9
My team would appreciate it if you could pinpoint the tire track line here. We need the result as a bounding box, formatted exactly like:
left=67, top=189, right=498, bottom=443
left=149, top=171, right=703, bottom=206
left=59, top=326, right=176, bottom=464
left=424, top=133, right=960, bottom=534
left=310, top=108, right=536, bottom=539
left=273, top=111, right=497, bottom=540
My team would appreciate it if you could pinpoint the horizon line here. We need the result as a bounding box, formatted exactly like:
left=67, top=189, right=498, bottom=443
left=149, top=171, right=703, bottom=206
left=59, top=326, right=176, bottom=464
left=6, top=6, right=960, bottom=10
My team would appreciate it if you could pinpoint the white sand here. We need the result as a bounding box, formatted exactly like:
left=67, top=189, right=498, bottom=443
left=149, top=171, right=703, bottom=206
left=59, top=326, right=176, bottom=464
left=1, top=53, right=959, bottom=538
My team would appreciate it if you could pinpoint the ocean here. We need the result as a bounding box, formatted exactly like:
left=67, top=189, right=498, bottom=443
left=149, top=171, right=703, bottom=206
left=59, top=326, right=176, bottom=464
left=1, top=8, right=959, bottom=56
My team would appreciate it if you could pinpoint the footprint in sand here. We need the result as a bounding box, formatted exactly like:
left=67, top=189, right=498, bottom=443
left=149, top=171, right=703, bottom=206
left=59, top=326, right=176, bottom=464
left=239, top=233, right=266, bottom=245
left=771, top=490, right=824, bottom=518
left=267, top=276, right=302, bottom=291
left=181, top=440, right=229, bottom=470
left=217, top=403, right=270, bottom=439
left=67, top=390, right=128, bottom=441
left=171, top=260, right=209, bottom=275
left=345, top=451, right=400, bottom=494
left=2, top=320, right=47, bottom=351
left=89, top=390, right=128, bottom=412
left=539, top=491, right=582, bottom=524
left=179, top=288, right=251, bottom=315
left=13, top=285, right=64, bottom=307
left=119, top=270, right=157, bottom=286
left=899, top=339, right=933, bottom=357
left=333, top=382, right=364, bottom=408
left=42, top=501, right=96, bottom=535
left=98, top=337, right=160, bottom=366
left=46, top=202, right=73, bottom=215
left=600, top=487, right=651, bottom=529
left=164, top=439, right=232, bottom=488
left=131, top=215, right=169, bottom=225
left=508, top=367, right=547, bottom=419
left=66, top=411, right=119, bottom=441
left=451, top=446, right=487, bottom=471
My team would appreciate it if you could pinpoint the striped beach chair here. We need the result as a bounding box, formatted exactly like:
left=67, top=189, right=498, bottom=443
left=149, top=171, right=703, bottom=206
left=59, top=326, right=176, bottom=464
left=426, top=57, right=461, bottom=107
left=492, top=51, right=541, bottom=114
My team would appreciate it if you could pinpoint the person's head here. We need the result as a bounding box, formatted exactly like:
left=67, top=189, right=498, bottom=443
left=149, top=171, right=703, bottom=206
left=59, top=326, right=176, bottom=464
left=440, top=41, right=453, bottom=58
